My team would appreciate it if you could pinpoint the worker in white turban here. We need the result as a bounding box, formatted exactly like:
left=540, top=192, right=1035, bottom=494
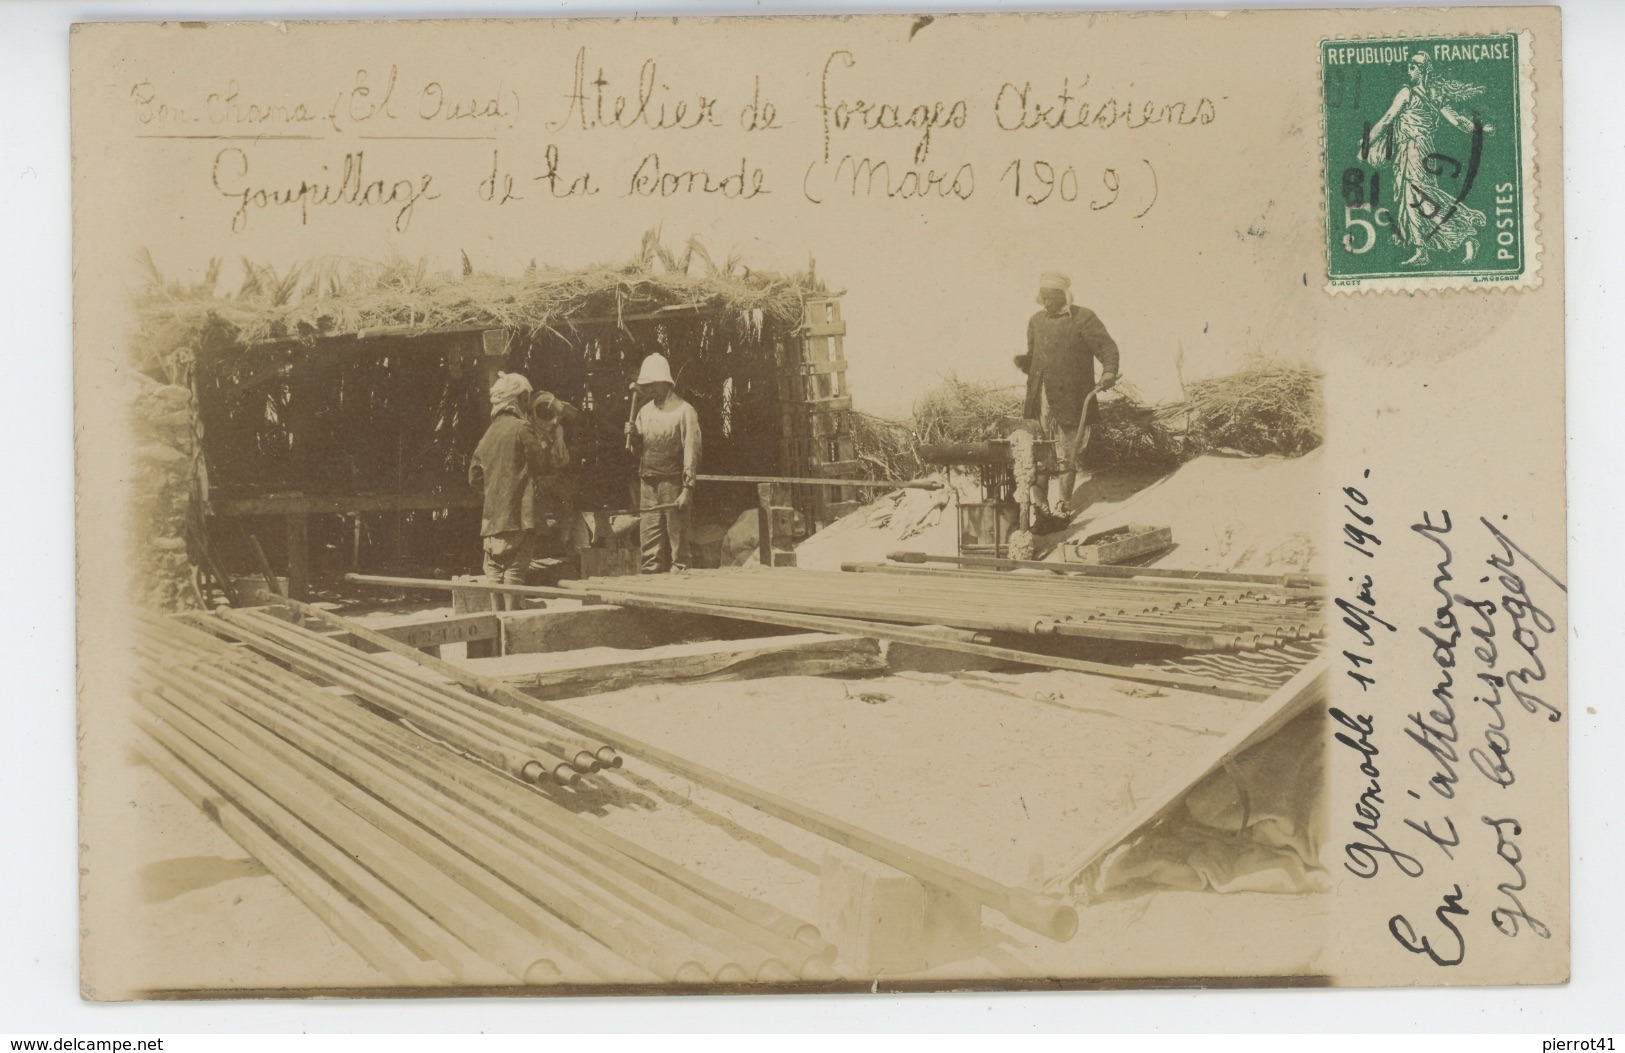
left=1014, top=271, right=1120, bottom=518
left=1035, top=270, right=1074, bottom=308
left=489, top=371, right=533, bottom=418
left=469, top=371, right=551, bottom=608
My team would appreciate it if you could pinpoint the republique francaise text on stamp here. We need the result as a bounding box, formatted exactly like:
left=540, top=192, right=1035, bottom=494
left=1322, top=33, right=1539, bottom=292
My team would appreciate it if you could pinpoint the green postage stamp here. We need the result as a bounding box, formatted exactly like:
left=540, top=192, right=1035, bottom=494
left=1321, top=33, right=1539, bottom=292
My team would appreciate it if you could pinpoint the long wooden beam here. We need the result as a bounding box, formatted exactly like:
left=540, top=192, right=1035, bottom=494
left=476, top=633, right=884, bottom=700
left=340, top=612, right=501, bottom=651
left=697, top=474, right=931, bottom=489
left=209, top=491, right=481, bottom=517
left=284, top=594, right=1082, bottom=942
left=342, top=573, right=1270, bottom=701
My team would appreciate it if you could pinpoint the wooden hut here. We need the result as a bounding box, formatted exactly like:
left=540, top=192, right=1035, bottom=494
left=132, top=242, right=856, bottom=604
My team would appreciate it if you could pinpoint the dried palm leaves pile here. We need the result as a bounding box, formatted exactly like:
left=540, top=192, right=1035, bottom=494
left=851, top=364, right=1323, bottom=482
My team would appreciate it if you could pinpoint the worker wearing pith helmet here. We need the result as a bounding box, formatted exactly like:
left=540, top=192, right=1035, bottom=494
left=624, top=353, right=702, bottom=573
left=1013, top=271, right=1121, bottom=517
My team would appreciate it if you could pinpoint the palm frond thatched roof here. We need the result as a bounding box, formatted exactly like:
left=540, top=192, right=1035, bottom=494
left=132, top=232, right=822, bottom=368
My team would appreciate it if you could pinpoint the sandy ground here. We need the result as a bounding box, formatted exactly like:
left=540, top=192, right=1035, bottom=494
left=1071, top=452, right=1321, bottom=573
left=794, top=484, right=966, bottom=571
left=796, top=451, right=1319, bottom=575
left=553, top=672, right=1243, bottom=888
left=123, top=526, right=1326, bottom=990
left=546, top=668, right=1328, bottom=981
left=116, top=449, right=1325, bottom=989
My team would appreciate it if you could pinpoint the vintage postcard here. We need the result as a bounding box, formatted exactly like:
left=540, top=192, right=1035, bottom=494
left=72, top=7, right=1568, bottom=999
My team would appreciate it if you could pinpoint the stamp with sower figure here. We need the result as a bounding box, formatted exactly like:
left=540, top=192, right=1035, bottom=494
left=1322, top=34, right=1538, bottom=292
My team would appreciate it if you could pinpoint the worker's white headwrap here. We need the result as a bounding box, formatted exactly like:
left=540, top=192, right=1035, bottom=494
left=1036, top=271, right=1074, bottom=308
left=489, top=371, right=533, bottom=417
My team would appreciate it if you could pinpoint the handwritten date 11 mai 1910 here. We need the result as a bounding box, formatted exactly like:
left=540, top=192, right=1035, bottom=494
left=1338, top=469, right=1396, bottom=693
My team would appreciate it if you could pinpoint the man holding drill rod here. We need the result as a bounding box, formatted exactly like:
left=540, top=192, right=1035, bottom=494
left=624, top=353, right=702, bottom=573
left=525, top=387, right=581, bottom=561
left=1014, top=271, right=1121, bottom=518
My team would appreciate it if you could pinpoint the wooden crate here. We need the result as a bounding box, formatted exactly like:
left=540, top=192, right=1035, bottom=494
left=1062, top=524, right=1174, bottom=565
left=958, top=502, right=1019, bottom=559
left=579, top=546, right=641, bottom=578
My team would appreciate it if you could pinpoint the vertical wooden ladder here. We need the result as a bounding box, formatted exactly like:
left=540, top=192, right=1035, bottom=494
left=776, top=294, right=859, bottom=535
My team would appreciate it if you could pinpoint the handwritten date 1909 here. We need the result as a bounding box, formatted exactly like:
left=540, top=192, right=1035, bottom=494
left=1000, top=158, right=1158, bottom=217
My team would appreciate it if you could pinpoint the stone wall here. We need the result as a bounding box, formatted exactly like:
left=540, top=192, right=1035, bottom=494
left=130, top=371, right=201, bottom=611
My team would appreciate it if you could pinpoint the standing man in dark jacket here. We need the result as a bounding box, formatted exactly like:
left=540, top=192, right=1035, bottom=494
left=1015, top=271, right=1121, bottom=516
left=469, top=372, right=554, bottom=610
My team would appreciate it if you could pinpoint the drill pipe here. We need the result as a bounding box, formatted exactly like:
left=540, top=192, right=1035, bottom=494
left=207, top=610, right=580, bottom=786
left=226, top=608, right=601, bottom=778
left=235, top=608, right=622, bottom=769
left=138, top=614, right=832, bottom=971
left=197, top=672, right=753, bottom=983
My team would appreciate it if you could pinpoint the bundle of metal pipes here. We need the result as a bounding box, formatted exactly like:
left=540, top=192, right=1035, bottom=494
left=207, top=606, right=619, bottom=786
left=131, top=610, right=840, bottom=987
left=563, top=566, right=1323, bottom=653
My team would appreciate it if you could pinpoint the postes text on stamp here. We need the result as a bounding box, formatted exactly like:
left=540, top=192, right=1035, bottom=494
left=1322, top=34, right=1537, bottom=292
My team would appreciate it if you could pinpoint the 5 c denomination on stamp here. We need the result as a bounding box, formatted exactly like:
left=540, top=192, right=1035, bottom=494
left=1321, top=33, right=1538, bottom=293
